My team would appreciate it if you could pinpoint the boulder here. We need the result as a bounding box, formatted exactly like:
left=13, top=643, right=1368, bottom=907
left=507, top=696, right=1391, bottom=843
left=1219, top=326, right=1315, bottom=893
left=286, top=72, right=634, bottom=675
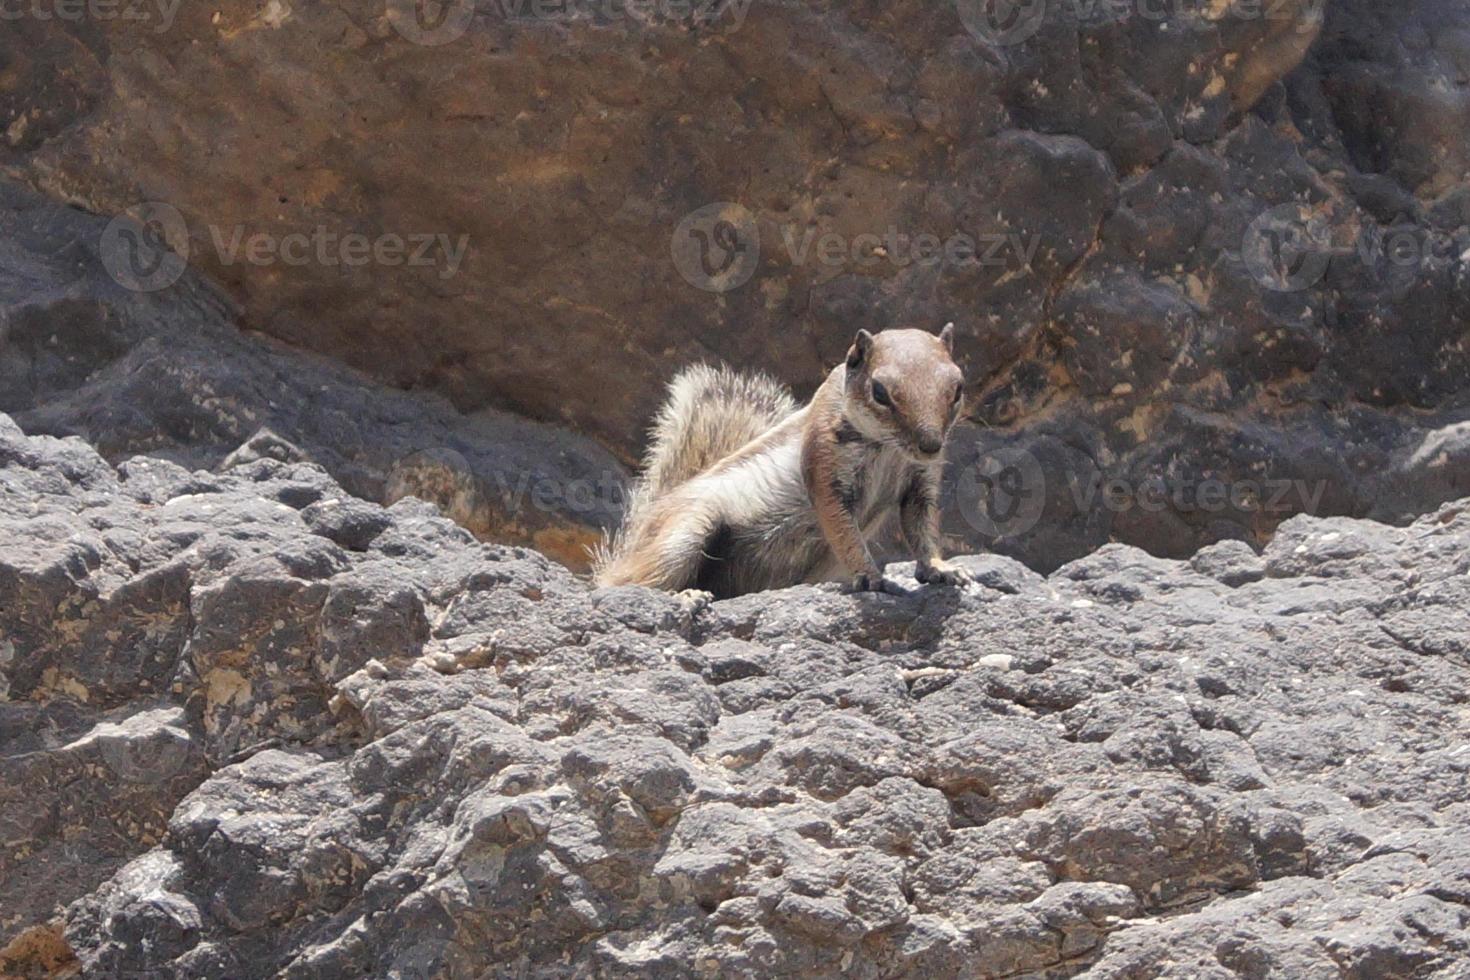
left=1, top=413, right=1466, bottom=976
left=0, top=179, right=626, bottom=569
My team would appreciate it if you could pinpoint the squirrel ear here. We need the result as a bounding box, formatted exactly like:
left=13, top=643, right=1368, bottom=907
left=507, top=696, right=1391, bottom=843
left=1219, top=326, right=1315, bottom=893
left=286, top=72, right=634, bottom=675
left=846, top=329, right=874, bottom=369
left=938, top=321, right=955, bottom=353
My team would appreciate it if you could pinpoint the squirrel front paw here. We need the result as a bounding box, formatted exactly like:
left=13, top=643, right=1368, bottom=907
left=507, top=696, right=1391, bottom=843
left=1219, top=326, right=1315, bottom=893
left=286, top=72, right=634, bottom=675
left=850, top=569, right=905, bottom=595
left=916, top=558, right=972, bottom=587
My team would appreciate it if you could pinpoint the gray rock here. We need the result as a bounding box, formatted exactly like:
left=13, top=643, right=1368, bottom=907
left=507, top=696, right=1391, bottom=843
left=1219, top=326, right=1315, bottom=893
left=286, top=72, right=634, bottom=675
left=0, top=180, right=626, bottom=572
left=1, top=413, right=1466, bottom=976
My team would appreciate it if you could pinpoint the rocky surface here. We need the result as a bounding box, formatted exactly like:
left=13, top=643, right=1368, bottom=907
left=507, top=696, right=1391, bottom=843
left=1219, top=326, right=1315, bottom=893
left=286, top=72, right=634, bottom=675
left=3, top=413, right=1468, bottom=977
left=3, top=0, right=1469, bottom=570
left=0, top=179, right=625, bottom=568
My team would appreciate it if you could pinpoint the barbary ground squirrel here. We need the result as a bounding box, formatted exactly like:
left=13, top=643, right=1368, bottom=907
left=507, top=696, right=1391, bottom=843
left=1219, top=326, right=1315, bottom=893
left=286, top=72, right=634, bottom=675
left=594, top=324, right=971, bottom=598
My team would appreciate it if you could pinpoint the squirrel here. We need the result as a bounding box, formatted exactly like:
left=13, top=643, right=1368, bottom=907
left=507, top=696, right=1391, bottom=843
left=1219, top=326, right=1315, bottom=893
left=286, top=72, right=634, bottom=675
left=593, top=323, right=971, bottom=598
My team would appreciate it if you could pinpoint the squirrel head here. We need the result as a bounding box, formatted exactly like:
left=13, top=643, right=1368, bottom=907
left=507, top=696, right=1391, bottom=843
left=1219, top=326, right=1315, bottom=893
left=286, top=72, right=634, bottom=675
left=843, top=323, right=965, bottom=461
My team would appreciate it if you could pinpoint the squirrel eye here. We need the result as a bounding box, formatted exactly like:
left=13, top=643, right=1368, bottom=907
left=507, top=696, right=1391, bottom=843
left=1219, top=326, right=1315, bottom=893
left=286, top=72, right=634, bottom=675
left=870, top=380, right=892, bottom=408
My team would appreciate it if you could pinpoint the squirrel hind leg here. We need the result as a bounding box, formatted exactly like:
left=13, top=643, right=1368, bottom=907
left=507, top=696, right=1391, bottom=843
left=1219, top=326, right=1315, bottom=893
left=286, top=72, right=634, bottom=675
left=642, top=364, right=797, bottom=497
left=691, top=521, right=736, bottom=596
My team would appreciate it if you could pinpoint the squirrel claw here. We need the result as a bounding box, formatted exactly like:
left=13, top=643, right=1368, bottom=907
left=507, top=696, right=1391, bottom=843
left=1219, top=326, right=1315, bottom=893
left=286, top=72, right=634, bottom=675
left=850, top=570, right=900, bottom=594
left=916, top=560, right=972, bottom=587
left=852, top=570, right=893, bottom=593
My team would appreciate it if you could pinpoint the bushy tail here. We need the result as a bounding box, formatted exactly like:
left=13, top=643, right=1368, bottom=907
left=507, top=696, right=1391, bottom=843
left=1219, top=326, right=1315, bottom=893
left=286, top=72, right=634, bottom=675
left=593, top=364, right=797, bottom=581
left=641, top=364, right=797, bottom=496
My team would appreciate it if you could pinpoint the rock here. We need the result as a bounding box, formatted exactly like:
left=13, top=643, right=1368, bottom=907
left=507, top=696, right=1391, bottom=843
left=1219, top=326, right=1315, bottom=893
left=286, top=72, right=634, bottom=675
left=2, top=0, right=1469, bottom=572
left=0, top=179, right=626, bottom=570
left=0, top=703, right=207, bottom=947
left=1190, top=538, right=1268, bottom=587
left=219, top=428, right=311, bottom=469
left=300, top=497, right=394, bottom=552
left=1, top=413, right=1466, bottom=975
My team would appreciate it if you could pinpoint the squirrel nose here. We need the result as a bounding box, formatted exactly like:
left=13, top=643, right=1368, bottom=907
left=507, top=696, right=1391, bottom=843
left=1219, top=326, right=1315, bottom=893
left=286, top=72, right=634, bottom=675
left=917, top=433, right=944, bottom=455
